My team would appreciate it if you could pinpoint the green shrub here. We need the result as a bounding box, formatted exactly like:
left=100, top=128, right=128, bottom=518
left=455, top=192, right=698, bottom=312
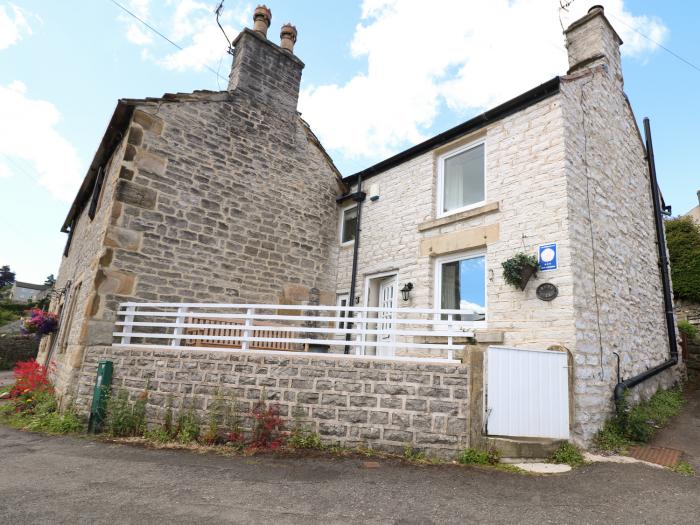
left=145, top=427, right=172, bottom=444
left=458, top=447, right=500, bottom=465
left=105, top=389, right=148, bottom=437
left=175, top=406, right=200, bottom=443
left=678, top=320, right=698, bottom=341
left=550, top=442, right=585, bottom=467
left=0, top=390, right=83, bottom=434
left=666, top=216, right=700, bottom=302
left=288, top=428, right=324, bottom=450
left=671, top=461, right=696, bottom=477
left=402, top=445, right=427, bottom=462
left=593, top=420, right=631, bottom=452
left=594, top=387, right=684, bottom=450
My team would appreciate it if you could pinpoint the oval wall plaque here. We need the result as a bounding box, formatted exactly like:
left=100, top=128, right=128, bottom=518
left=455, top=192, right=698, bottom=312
left=536, top=283, right=558, bottom=301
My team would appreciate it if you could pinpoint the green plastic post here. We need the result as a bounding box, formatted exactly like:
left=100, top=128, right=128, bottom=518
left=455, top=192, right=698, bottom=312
left=87, top=360, right=113, bottom=434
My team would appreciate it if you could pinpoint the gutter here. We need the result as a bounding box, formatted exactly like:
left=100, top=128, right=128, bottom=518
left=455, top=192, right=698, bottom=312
left=613, top=117, right=679, bottom=405
left=343, top=76, right=560, bottom=186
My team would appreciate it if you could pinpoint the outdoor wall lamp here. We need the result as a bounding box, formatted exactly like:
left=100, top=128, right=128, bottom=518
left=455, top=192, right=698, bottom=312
left=400, top=282, right=414, bottom=301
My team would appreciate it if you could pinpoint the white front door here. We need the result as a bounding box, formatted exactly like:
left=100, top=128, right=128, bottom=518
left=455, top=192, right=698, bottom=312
left=377, top=277, right=396, bottom=356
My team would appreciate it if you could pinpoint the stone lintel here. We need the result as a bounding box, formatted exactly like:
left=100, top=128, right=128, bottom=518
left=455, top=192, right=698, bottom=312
left=419, top=223, right=499, bottom=257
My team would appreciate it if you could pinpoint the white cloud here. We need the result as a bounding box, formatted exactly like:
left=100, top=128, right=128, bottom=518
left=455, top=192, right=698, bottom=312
left=0, top=2, right=33, bottom=50
left=299, top=0, right=668, bottom=162
left=116, top=0, right=249, bottom=75
left=121, top=0, right=153, bottom=45
left=0, top=81, right=83, bottom=202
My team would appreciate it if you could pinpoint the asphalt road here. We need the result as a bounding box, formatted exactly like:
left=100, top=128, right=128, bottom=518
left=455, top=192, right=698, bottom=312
left=0, top=426, right=698, bottom=524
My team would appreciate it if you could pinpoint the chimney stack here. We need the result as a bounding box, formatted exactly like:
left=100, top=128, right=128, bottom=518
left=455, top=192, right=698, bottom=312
left=564, top=5, right=623, bottom=81
left=227, top=7, right=304, bottom=113
left=252, top=5, right=271, bottom=37
left=280, top=23, right=297, bottom=53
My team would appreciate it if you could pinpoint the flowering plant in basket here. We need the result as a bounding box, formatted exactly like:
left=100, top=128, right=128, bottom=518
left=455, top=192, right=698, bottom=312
left=20, top=308, right=59, bottom=339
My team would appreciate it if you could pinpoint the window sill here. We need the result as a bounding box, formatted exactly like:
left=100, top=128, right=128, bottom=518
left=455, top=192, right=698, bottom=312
left=418, top=201, right=499, bottom=232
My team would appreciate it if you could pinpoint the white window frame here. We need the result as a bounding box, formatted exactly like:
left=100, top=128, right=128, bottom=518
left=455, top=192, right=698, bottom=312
left=436, top=138, right=487, bottom=219
left=338, top=203, right=358, bottom=246
left=433, top=249, right=487, bottom=328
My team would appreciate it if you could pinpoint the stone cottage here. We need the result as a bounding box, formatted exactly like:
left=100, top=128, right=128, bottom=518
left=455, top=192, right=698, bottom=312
left=39, top=7, right=343, bottom=398
left=39, top=6, right=682, bottom=453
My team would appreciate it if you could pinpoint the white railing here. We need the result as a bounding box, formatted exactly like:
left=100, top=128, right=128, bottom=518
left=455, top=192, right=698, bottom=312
left=113, top=302, right=476, bottom=362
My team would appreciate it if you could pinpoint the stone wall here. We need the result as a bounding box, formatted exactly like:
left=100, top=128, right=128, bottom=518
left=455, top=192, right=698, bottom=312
left=36, top=136, right=130, bottom=398
left=0, top=334, right=39, bottom=370
left=75, top=346, right=470, bottom=458
left=335, top=93, right=575, bottom=359
left=561, top=14, right=682, bottom=441
left=44, top=27, right=343, bottom=402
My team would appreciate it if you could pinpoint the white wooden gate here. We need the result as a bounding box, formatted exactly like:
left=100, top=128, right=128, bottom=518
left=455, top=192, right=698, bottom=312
left=486, top=346, right=570, bottom=439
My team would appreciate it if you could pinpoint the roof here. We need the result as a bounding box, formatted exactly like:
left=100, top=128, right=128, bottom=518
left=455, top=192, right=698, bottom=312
left=60, top=90, right=232, bottom=233
left=343, top=76, right=561, bottom=186
left=14, top=282, right=48, bottom=291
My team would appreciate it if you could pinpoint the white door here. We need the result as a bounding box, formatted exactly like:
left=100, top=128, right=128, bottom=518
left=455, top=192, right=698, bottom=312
left=486, top=346, right=570, bottom=439
left=377, top=277, right=396, bottom=357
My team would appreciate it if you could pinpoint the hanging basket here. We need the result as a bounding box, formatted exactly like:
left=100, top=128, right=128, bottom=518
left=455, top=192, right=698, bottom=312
left=502, top=252, right=539, bottom=291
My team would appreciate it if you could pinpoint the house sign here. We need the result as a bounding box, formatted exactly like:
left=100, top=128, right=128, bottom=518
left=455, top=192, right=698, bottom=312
left=536, top=283, right=558, bottom=301
left=538, top=243, right=557, bottom=271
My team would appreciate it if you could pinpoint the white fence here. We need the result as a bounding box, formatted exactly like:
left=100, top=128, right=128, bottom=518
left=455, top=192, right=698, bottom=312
left=113, top=302, right=476, bottom=362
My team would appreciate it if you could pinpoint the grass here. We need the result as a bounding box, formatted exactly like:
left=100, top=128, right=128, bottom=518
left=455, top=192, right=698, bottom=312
left=671, top=461, right=696, bottom=477
left=458, top=447, right=501, bottom=465
left=0, top=308, right=20, bottom=327
left=594, top=387, right=685, bottom=452
left=550, top=442, right=585, bottom=467
left=0, top=391, right=84, bottom=434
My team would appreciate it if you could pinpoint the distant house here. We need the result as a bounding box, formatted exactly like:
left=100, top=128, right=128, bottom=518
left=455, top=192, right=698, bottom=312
left=685, top=190, right=700, bottom=226
left=11, top=282, right=49, bottom=304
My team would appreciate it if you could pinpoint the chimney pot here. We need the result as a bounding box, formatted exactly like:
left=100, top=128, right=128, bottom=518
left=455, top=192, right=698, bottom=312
left=280, top=23, right=297, bottom=53
left=588, top=5, right=604, bottom=14
left=697, top=189, right=700, bottom=206
left=253, top=5, right=271, bottom=37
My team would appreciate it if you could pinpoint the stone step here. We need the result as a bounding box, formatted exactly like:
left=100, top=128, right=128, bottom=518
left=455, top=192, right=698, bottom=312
left=486, top=436, right=565, bottom=459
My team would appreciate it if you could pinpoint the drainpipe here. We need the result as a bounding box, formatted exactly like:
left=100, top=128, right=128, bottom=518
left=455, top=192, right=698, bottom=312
left=344, top=174, right=366, bottom=354
left=613, top=117, right=678, bottom=405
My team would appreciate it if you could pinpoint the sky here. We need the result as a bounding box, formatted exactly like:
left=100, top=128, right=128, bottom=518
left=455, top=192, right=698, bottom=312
left=0, top=0, right=698, bottom=283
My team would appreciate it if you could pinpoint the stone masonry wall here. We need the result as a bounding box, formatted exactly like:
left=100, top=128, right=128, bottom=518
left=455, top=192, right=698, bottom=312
left=336, top=93, right=575, bottom=358
left=100, top=91, right=343, bottom=323
left=75, top=346, right=470, bottom=459
left=561, top=42, right=683, bottom=440
left=37, top=138, right=130, bottom=399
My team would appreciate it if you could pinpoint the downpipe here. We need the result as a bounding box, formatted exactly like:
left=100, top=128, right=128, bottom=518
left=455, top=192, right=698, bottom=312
left=613, top=118, right=679, bottom=406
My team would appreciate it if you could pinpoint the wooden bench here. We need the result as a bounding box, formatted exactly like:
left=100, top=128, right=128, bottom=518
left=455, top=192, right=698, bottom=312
left=184, top=317, right=307, bottom=352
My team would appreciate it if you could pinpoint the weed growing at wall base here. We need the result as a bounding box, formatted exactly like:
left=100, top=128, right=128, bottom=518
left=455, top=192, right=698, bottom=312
left=594, top=387, right=685, bottom=452
left=550, top=442, right=585, bottom=467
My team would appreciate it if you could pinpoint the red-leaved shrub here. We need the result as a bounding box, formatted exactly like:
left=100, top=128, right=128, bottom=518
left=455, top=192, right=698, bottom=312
left=10, top=360, right=53, bottom=399
left=248, top=401, right=286, bottom=450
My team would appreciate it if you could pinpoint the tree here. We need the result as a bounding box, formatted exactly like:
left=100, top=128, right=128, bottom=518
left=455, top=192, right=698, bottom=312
left=0, top=265, right=15, bottom=288
left=44, top=274, right=56, bottom=287
left=665, top=216, right=700, bottom=303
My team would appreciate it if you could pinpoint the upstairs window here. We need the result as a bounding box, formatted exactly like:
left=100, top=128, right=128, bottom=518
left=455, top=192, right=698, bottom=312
left=340, top=205, right=357, bottom=245
left=438, top=141, right=485, bottom=217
